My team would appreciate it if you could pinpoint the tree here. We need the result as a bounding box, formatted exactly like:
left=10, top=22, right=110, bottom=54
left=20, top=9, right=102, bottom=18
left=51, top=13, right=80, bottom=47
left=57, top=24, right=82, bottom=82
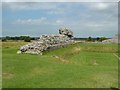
left=87, top=36, right=92, bottom=41
left=20, top=36, right=27, bottom=40
left=6, top=36, right=11, bottom=40
left=2, top=38, right=7, bottom=42
left=99, top=37, right=107, bottom=42
left=96, top=37, right=100, bottom=41
left=24, top=36, right=31, bottom=42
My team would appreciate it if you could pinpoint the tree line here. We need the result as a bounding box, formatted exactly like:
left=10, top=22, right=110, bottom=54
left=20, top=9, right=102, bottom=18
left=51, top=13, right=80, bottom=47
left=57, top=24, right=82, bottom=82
left=1, top=36, right=39, bottom=42
left=1, top=36, right=108, bottom=42
left=74, top=36, right=108, bottom=42
left=86, top=36, right=108, bottom=42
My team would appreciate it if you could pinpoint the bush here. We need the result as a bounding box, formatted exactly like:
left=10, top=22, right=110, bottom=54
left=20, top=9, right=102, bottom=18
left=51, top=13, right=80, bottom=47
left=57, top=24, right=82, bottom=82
left=2, top=38, right=7, bottom=42
left=99, top=37, right=107, bottom=42
left=24, top=36, right=31, bottom=42
left=86, top=36, right=95, bottom=42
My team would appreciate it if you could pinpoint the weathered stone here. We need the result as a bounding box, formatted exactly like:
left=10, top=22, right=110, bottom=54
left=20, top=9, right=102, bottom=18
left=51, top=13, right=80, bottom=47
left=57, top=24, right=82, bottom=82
left=59, top=28, right=73, bottom=38
left=18, top=28, right=75, bottom=55
left=102, top=34, right=118, bottom=44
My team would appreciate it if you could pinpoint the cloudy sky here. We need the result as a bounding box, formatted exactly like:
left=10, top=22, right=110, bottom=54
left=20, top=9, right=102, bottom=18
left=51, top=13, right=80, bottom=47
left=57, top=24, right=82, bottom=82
left=2, top=2, right=118, bottom=38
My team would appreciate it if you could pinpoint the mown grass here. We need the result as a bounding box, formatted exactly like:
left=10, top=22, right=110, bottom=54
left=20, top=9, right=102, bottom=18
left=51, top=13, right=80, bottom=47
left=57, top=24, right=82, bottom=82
left=0, top=41, right=2, bottom=89
left=2, top=41, right=29, bottom=49
left=2, top=41, right=118, bottom=88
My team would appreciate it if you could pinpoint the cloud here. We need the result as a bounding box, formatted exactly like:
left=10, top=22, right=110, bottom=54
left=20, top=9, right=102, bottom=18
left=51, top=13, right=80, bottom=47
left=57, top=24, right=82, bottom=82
left=84, top=21, right=117, bottom=29
left=13, top=18, right=66, bottom=27
left=3, top=2, right=117, bottom=18
left=3, top=2, right=58, bottom=11
left=2, top=2, right=118, bottom=37
left=2, top=0, right=119, bottom=2
left=47, top=10, right=65, bottom=15
left=85, top=2, right=118, bottom=22
left=56, top=20, right=64, bottom=24
left=90, top=3, right=110, bottom=10
left=85, top=23, right=103, bottom=27
left=0, top=2, right=1, bottom=37
left=87, top=2, right=117, bottom=13
left=14, top=17, right=47, bottom=25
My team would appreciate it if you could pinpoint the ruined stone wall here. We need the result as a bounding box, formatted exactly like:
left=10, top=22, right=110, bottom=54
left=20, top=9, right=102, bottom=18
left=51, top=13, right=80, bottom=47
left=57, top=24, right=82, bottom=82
left=17, top=28, right=75, bottom=55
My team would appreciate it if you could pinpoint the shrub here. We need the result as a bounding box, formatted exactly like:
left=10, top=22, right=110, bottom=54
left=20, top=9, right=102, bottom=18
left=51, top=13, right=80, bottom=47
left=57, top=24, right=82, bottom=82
left=86, top=36, right=95, bottom=42
left=24, top=36, right=31, bottom=42
left=99, top=37, right=107, bottom=42
left=2, top=38, right=7, bottom=42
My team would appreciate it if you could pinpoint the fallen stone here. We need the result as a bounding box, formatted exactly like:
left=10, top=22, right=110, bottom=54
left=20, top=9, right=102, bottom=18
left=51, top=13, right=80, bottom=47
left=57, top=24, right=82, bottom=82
left=17, top=28, right=75, bottom=55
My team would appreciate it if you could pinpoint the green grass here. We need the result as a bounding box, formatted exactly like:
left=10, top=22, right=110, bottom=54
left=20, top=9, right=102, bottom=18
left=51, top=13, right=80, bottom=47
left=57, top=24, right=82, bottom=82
left=0, top=53, right=1, bottom=89
left=2, top=41, right=118, bottom=88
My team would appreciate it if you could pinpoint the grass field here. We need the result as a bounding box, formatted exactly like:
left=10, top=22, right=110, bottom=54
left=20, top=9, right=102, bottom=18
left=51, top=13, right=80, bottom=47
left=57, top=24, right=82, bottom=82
left=2, top=41, right=118, bottom=88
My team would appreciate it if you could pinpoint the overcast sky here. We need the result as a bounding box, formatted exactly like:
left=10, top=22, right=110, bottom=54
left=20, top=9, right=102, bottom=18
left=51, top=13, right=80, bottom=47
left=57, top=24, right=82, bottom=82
left=2, top=2, right=118, bottom=38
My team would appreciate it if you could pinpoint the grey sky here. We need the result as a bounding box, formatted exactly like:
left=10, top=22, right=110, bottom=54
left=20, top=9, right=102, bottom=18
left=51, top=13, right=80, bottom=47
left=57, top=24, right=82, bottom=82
left=2, top=1, right=118, bottom=38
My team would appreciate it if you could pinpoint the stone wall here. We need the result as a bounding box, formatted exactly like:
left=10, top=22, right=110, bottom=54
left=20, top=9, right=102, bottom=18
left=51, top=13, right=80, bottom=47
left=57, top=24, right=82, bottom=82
left=18, top=28, right=75, bottom=55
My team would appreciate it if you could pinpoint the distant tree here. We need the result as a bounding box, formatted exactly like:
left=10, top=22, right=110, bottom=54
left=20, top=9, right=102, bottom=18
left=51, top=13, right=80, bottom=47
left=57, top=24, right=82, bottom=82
left=31, top=37, right=36, bottom=40
left=2, top=38, right=7, bottom=42
left=24, top=36, right=31, bottom=42
left=2, top=36, right=33, bottom=41
left=14, top=36, right=20, bottom=40
left=96, top=37, right=100, bottom=41
left=95, top=37, right=107, bottom=42
left=88, top=36, right=92, bottom=40
left=11, top=37, right=15, bottom=40
left=20, top=36, right=27, bottom=40
left=99, top=37, right=107, bottom=42
left=87, top=36, right=93, bottom=42
left=6, top=36, right=11, bottom=40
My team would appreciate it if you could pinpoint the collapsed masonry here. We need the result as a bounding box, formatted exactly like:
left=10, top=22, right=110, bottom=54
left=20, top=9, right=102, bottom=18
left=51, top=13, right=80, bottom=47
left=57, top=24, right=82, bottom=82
left=102, top=34, right=118, bottom=44
left=18, top=28, right=75, bottom=55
